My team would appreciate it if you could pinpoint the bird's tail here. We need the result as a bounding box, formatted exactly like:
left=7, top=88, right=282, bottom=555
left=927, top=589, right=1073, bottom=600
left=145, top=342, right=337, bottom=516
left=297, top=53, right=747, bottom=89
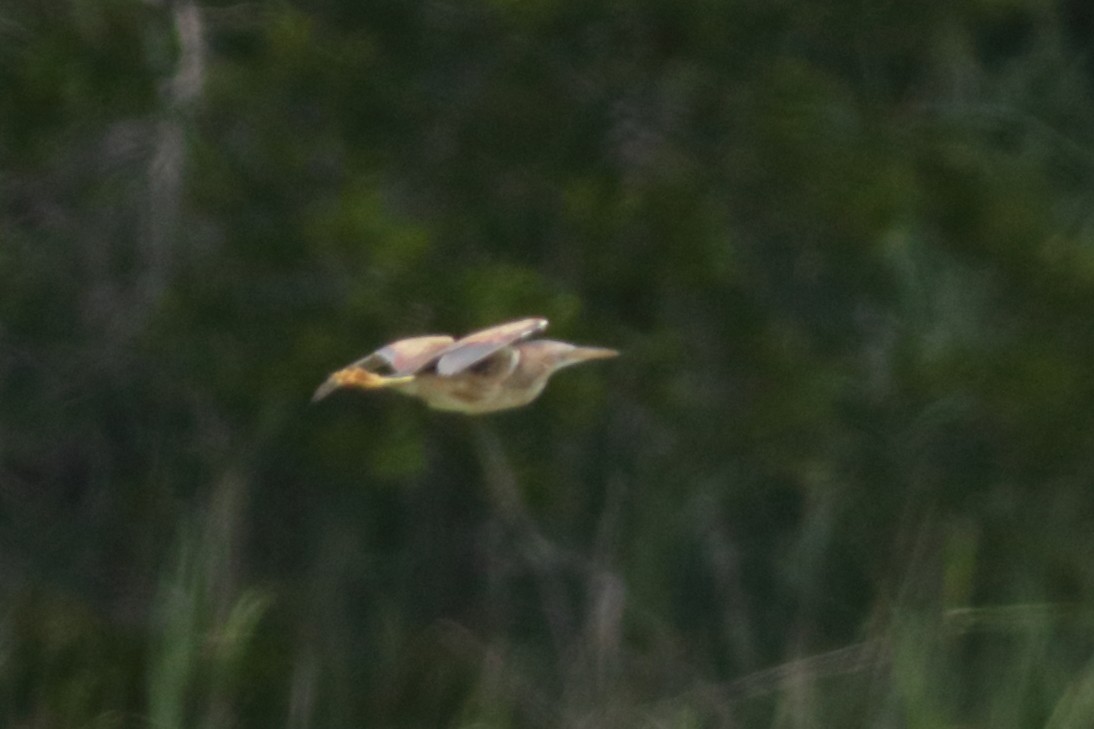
left=312, top=368, right=415, bottom=402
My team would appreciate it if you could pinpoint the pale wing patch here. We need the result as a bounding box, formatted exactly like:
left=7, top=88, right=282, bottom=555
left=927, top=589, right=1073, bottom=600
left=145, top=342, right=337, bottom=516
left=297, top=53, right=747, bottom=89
left=436, top=318, right=548, bottom=377
left=353, top=335, right=455, bottom=375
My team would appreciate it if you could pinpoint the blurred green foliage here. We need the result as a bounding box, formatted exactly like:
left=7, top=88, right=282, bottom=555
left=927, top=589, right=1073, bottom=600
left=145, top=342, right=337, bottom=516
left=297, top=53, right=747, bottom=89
left=4, top=0, right=1094, bottom=727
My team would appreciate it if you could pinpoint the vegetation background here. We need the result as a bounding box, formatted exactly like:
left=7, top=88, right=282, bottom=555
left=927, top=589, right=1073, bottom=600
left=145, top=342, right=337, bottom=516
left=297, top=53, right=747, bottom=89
left=4, top=0, right=1094, bottom=727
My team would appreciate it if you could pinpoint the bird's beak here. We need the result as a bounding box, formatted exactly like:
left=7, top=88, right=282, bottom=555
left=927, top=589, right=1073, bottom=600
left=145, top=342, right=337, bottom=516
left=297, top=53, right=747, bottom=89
left=558, top=346, right=620, bottom=368
left=312, top=368, right=414, bottom=402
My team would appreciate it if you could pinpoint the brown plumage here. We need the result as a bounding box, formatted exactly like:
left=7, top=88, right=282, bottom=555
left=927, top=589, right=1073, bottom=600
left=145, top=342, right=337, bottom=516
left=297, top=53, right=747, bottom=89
left=312, top=318, right=618, bottom=414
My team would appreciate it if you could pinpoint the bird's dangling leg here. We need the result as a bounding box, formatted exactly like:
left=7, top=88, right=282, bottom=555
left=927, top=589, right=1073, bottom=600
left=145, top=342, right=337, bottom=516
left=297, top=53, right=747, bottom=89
left=311, top=368, right=415, bottom=402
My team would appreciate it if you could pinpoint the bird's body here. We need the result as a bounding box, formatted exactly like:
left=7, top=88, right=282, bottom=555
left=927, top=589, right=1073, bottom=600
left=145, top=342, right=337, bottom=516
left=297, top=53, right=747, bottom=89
left=313, top=318, right=617, bottom=414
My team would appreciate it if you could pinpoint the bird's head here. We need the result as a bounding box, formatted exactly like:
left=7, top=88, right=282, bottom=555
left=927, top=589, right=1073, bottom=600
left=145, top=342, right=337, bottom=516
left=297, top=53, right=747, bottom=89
left=517, top=340, right=619, bottom=376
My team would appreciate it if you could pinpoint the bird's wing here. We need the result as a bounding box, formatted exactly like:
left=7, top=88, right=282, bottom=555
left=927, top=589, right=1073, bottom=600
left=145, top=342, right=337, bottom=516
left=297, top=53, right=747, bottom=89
left=353, top=335, right=455, bottom=375
left=435, top=317, right=548, bottom=376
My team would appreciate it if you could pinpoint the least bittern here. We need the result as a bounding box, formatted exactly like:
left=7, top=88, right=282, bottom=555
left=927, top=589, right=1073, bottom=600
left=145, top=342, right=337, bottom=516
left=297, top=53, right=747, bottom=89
left=312, top=318, right=618, bottom=414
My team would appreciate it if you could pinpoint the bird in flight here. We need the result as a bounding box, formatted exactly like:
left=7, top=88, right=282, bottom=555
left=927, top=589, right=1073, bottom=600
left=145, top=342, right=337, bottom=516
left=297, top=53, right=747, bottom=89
left=312, top=318, right=618, bottom=414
